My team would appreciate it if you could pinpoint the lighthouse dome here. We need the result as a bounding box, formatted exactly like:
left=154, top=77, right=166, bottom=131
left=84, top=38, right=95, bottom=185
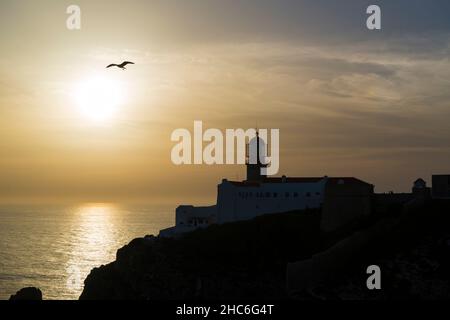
left=247, top=134, right=267, bottom=165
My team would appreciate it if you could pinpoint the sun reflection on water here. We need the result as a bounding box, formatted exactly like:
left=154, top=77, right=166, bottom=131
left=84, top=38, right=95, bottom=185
left=65, top=204, right=118, bottom=295
left=0, top=203, right=172, bottom=300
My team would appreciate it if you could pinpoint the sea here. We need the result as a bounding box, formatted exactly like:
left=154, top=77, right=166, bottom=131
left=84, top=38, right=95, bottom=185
left=0, top=203, right=173, bottom=300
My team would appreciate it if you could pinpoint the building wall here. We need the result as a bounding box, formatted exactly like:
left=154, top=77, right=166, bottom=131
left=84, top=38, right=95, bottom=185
left=216, top=182, right=238, bottom=223
left=321, top=180, right=374, bottom=232
left=217, top=179, right=327, bottom=224
left=373, top=193, right=415, bottom=215
left=432, top=175, right=450, bottom=199
left=176, top=205, right=217, bottom=228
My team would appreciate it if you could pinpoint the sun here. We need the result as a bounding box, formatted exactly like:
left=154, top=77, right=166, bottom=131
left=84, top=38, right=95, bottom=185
left=73, top=76, right=124, bottom=123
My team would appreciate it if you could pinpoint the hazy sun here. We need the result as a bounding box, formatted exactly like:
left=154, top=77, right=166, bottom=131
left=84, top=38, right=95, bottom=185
left=73, top=76, right=124, bottom=123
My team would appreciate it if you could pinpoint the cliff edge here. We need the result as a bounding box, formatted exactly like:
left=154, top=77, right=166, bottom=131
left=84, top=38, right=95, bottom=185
left=80, top=201, right=450, bottom=300
left=80, top=210, right=321, bottom=300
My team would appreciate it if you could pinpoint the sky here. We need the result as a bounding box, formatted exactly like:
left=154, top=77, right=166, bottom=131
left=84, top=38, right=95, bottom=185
left=0, top=0, right=449, bottom=205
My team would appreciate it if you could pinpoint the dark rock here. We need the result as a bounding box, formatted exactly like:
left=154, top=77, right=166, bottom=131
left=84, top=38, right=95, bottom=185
left=79, top=200, right=450, bottom=300
left=80, top=210, right=321, bottom=300
left=9, top=287, right=43, bottom=301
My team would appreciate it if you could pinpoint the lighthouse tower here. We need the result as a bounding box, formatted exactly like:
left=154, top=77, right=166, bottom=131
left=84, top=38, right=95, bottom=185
left=246, top=131, right=267, bottom=182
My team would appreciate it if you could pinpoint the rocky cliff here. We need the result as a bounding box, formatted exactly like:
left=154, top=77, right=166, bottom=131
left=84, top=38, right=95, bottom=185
left=80, top=210, right=321, bottom=300
left=80, top=201, right=450, bottom=300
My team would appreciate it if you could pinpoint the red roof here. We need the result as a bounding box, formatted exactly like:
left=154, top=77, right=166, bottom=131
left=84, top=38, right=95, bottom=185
left=326, top=177, right=373, bottom=186
left=265, top=177, right=324, bottom=183
left=229, top=181, right=261, bottom=187
left=228, top=177, right=372, bottom=187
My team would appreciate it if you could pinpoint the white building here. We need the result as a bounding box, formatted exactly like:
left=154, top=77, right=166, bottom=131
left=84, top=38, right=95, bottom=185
left=216, top=177, right=326, bottom=224
left=159, top=134, right=373, bottom=237
left=159, top=177, right=328, bottom=237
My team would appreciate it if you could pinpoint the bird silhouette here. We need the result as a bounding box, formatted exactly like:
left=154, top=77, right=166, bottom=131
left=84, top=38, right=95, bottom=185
left=106, top=61, right=135, bottom=70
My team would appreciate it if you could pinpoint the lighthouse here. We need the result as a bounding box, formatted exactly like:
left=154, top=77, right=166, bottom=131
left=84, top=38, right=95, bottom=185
left=246, top=131, right=267, bottom=182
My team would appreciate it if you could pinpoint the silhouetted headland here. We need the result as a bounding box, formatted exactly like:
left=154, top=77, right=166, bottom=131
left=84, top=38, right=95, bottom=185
left=80, top=198, right=450, bottom=300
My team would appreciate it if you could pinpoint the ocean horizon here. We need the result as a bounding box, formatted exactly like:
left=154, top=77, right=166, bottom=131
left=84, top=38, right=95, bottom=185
left=0, top=204, right=173, bottom=300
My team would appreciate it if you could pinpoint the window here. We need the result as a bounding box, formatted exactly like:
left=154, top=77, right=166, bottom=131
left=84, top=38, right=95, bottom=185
left=273, top=192, right=278, bottom=198
left=265, top=192, right=271, bottom=198
left=285, top=192, right=290, bottom=198
left=294, top=192, right=298, bottom=198
left=306, top=192, right=311, bottom=197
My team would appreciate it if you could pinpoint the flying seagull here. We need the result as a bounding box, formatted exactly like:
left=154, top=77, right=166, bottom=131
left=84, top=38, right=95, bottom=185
left=106, top=61, right=135, bottom=70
